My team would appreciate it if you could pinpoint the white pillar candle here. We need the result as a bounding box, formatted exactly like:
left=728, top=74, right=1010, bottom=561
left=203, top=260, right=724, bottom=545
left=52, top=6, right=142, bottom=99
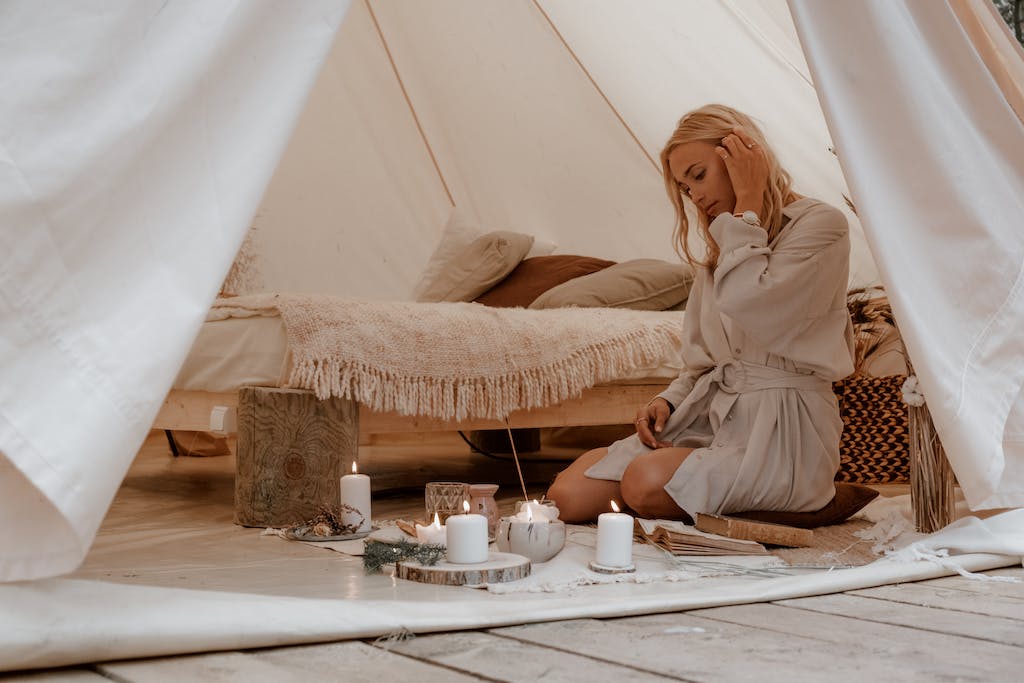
left=445, top=501, right=489, bottom=564
left=415, top=512, right=447, bottom=546
left=595, top=500, right=633, bottom=568
left=340, top=461, right=371, bottom=533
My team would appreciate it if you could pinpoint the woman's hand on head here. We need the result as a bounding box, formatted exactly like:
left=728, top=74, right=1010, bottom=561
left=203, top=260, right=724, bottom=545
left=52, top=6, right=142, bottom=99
left=716, top=126, right=769, bottom=217
left=635, top=398, right=673, bottom=449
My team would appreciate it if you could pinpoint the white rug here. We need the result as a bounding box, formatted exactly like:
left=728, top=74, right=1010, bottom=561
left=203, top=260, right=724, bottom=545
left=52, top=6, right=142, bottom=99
left=2, top=505, right=1021, bottom=672
left=281, top=523, right=789, bottom=594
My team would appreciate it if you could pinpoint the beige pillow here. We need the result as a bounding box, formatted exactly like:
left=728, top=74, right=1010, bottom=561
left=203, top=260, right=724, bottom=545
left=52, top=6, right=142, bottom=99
left=530, top=258, right=694, bottom=310
left=410, top=207, right=480, bottom=300
left=417, top=231, right=534, bottom=302
left=411, top=207, right=556, bottom=300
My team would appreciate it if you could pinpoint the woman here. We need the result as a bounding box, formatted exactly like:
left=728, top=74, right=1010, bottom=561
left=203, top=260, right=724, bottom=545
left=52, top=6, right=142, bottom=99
left=547, top=104, right=855, bottom=523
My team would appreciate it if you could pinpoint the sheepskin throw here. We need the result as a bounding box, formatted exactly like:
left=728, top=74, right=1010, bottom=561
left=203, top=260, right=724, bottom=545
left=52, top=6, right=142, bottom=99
left=209, top=294, right=684, bottom=420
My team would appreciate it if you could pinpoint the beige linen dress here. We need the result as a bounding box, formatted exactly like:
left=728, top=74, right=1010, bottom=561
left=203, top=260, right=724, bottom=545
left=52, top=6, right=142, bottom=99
left=585, top=198, right=856, bottom=518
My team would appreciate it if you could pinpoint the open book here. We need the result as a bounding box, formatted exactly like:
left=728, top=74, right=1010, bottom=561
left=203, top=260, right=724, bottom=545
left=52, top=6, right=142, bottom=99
left=635, top=518, right=769, bottom=555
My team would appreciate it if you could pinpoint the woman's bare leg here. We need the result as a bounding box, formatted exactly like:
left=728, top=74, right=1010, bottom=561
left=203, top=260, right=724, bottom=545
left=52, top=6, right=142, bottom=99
left=620, top=447, right=694, bottom=520
left=546, top=447, right=624, bottom=522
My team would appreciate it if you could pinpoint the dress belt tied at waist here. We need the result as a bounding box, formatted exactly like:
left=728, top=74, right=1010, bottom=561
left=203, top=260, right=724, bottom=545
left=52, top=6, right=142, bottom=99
left=708, top=358, right=831, bottom=394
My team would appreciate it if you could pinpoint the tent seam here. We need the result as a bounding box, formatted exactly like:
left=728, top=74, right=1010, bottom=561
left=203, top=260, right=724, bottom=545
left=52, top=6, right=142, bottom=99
left=530, top=0, right=660, bottom=175
left=363, top=0, right=455, bottom=207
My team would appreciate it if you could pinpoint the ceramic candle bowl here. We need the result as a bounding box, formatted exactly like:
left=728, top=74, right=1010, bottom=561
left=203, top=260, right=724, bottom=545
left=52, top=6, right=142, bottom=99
left=494, top=516, right=566, bottom=563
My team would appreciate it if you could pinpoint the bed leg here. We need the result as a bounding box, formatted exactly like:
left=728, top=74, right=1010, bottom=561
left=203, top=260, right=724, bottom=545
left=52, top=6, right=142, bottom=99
left=164, top=430, right=180, bottom=458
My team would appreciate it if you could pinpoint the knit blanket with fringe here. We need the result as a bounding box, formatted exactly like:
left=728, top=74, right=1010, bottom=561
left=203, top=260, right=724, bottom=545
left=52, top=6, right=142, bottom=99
left=209, top=294, right=684, bottom=421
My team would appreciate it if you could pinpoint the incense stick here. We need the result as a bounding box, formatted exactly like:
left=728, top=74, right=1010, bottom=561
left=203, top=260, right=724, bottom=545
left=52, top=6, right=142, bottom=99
left=506, top=422, right=530, bottom=503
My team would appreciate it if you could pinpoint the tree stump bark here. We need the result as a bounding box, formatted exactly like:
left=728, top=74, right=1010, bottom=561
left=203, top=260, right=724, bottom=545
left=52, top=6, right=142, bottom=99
left=234, top=386, right=358, bottom=527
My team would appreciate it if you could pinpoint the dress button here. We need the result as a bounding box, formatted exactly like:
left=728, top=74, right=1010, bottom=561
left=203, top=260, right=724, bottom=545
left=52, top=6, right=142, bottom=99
left=733, top=348, right=742, bottom=354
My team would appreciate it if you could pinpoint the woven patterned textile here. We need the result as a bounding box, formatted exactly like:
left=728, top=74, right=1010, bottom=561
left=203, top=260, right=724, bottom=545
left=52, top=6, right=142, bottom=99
left=833, top=374, right=909, bottom=484
left=208, top=294, right=684, bottom=421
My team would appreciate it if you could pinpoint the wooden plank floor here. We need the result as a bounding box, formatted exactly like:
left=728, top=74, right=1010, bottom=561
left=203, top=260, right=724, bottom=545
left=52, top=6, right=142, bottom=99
left=4, top=432, right=1022, bottom=682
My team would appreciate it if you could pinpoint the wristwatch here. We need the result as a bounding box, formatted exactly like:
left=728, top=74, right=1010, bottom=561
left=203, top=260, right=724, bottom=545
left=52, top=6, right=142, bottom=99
left=734, top=210, right=761, bottom=227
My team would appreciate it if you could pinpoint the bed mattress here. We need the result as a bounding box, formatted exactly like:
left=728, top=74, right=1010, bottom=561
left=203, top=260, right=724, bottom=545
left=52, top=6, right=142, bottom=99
left=174, top=313, right=686, bottom=393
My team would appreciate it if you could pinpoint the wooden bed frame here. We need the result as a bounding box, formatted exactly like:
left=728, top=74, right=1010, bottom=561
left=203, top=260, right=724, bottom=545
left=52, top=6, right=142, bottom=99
left=154, top=380, right=672, bottom=526
left=153, top=379, right=672, bottom=436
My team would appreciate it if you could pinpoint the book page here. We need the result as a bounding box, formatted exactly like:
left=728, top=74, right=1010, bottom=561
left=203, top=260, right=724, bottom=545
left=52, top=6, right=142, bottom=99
left=637, top=518, right=764, bottom=547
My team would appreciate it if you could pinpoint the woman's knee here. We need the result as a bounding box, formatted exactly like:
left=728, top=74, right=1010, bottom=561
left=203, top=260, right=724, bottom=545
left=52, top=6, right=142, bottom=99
left=545, top=474, right=572, bottom=511
left=619, top=462, right=662, bottom=518
left=546, top=474, right=591, bottom=523
left=546, top=448, right=610, bottom=522
left=621, top=454, right=687, bottom=518
left=620, top=448, right=692, bottom=518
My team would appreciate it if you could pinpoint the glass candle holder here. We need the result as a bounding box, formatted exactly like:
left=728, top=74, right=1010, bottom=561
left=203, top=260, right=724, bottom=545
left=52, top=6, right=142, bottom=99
left=424, top=481, right=469, bottom=524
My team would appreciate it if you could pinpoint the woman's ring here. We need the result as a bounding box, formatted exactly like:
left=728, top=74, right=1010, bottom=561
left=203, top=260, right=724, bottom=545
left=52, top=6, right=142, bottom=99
left=747, top=143, right=755, bottom=149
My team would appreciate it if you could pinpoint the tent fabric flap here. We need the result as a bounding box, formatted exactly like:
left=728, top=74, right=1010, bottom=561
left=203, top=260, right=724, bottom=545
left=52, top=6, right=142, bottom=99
left=0, top=0, right=350, bottom=582
left=789, top=0, right=1024, bottom=509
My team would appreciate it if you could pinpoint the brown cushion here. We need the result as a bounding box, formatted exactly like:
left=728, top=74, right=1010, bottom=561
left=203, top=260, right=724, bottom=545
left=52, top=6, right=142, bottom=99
left=530, top=258, right=695, bottom=311
left=730, top=482, right=880, bottom=529
left=417, top=231, right=534, bottom=302
left=474, top=255, right=616, bottom=308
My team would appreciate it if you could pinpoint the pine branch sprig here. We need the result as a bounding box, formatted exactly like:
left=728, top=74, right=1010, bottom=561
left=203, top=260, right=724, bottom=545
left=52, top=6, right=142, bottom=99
left=363, top=539, right=445, bottom=574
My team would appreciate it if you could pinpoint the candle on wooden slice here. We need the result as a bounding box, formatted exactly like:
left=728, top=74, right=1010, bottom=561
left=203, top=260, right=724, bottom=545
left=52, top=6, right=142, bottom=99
left=415, top=512, right=447, bottom=545
left=593, top=500, right=634, bottom=572
left=445, top=500, right=489, bottom=564
left=339, top=461, right=371, bottom=533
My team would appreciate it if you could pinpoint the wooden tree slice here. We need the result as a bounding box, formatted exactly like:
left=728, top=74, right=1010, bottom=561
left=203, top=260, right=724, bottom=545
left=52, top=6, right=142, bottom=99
left=396, top=552, right=530, bottom=586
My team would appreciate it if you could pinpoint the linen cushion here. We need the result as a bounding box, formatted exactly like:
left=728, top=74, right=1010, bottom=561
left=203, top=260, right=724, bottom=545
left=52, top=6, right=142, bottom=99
left=417, top=231, right=534, bottom=302
left=731, top=482, right=880, bottom=529
left=411, top=207, right=556, bottom=300
left=474, top=255, right=616, bottom=308
left=411, top=207, right=480, bottom=301
left=530, top=258, right=695, bottom=310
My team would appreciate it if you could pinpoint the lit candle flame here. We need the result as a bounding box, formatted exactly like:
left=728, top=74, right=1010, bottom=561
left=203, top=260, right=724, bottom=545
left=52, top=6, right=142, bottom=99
left=532, top=498, right=540, bottom=505
left=463, top=499, right=470, bottom=514
left=432, top=512, right=441, bottom=528
left=351, top=461, right=358, bottom=474
left=610, top=500, right=620, bottom=513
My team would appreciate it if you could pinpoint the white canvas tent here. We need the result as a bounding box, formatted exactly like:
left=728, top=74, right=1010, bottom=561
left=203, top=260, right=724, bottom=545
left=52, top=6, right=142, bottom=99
left=252, top=0, right=879, bottom=300
left=0, top=0, right=1022, bottom=594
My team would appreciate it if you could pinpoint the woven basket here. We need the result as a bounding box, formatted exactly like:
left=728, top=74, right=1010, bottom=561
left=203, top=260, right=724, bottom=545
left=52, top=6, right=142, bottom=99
left=832, top=374, right=910, bottom=484
left=832, top=289, right=955, bottom=531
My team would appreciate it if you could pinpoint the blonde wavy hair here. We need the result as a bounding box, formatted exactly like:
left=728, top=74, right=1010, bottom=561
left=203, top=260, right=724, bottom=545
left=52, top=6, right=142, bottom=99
left=660, top=104, right=794, bottom=268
